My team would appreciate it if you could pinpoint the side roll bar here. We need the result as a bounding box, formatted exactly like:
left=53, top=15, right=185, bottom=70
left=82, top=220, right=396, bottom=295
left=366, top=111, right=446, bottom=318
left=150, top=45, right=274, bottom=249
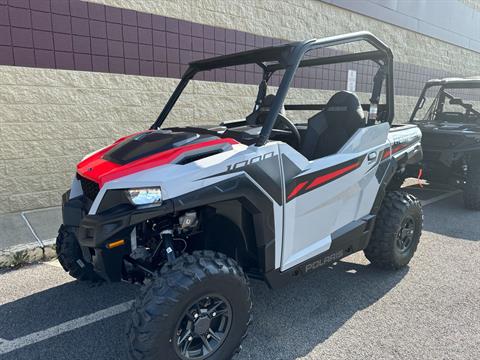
left=257, top=32, right=394, bottom=146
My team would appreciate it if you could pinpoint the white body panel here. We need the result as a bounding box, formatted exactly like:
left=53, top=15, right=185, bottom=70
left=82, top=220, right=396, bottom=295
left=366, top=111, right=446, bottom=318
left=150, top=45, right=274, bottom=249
left=88, top=142, right=285, bottom=269
left=80, top=121, right=421, bottom=273
left=280, top=123, right=390, bottom=271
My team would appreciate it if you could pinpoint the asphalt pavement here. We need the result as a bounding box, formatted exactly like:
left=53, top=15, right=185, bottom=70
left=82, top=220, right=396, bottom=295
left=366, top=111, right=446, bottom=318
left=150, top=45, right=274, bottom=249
left=0, top=184, right=479, bottom=360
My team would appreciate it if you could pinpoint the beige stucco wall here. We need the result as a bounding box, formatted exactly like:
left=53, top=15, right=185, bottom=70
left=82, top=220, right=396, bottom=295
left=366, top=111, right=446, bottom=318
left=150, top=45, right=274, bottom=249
left=1, top=0, right=479, bottom=214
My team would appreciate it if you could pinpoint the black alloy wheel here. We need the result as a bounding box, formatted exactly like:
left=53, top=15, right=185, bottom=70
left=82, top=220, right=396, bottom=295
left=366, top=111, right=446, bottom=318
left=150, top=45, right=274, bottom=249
left=396, top=216, right=415, bottom=253
left=174, top=295, right=232, bottom=359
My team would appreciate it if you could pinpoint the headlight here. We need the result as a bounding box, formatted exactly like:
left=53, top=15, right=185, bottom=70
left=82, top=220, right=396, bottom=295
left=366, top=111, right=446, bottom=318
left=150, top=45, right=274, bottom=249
left=126, top=188, right=162, bottom=206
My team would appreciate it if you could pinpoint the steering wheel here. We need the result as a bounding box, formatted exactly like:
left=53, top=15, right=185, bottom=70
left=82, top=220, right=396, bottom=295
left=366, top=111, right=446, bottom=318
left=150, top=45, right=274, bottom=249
left=273, top=114, right=301, bottom=149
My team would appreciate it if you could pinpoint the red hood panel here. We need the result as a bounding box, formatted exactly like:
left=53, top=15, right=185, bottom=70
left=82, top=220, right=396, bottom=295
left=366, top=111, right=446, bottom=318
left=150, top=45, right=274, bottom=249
left=77, top=132, right=237, bottom=187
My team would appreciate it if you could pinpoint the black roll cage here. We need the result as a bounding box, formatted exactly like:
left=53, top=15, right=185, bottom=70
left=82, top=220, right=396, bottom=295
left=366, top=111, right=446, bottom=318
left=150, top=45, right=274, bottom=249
left=151, top=31, right=394, bottom=146
left=410, top=78, right=480, bottom=122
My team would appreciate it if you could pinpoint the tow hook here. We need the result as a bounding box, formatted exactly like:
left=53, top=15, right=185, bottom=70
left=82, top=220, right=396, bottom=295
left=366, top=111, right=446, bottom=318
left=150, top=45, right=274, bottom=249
left=160, top=230, right=176, bottom=262
left=417, top=168, right=424, bottom=188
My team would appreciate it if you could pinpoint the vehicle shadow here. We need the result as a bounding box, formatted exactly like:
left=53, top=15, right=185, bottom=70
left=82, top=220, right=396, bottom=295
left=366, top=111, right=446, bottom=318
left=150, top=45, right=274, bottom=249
left=237, top=260, right=408, bottom=360
left=402, top=185, right=479, bottom=241
left=422, top=194, right=480, bottom=241
left=0, top=272, right=136, bottom=341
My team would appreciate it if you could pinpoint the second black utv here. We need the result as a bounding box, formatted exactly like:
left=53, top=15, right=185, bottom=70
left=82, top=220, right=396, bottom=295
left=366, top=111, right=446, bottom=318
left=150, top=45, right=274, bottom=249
left=409, top=77, right=480, bottom=210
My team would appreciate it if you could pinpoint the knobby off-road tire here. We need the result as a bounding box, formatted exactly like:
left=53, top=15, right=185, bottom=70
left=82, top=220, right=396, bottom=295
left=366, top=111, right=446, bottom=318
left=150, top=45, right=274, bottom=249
left=56, top=225, right=99, bottom=281
left=127, top=251, right=252, bottom=360
left=464, top=160, right=480, bottom=210
left=364, top=191, right=423, bottom=270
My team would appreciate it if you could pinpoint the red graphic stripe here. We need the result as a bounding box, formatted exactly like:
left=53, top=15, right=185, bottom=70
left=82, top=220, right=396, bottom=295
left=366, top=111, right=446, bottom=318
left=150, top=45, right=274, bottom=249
left=382, top=148, right=391, bottom=159
left=392, top=143, right=407, bottom=154
left=78, top=137, right=238, bottom=187
left=287, top=181, right=308, bottom=201
left=305, top=162, right=361, bottom=190
left=382, top=143, right=408, bottom=160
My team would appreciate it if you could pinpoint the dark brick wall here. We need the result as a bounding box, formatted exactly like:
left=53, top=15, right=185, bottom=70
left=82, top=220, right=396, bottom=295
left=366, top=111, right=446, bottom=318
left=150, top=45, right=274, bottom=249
left=0, top=0, right=457, bottom=97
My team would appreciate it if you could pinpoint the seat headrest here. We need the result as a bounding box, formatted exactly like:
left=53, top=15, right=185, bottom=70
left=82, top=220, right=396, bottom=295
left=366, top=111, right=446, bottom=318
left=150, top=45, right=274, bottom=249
left=325, top=91, right=365, bottom=122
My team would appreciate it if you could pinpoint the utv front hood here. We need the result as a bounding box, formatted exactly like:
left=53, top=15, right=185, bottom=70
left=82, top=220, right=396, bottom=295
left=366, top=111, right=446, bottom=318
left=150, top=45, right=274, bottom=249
left=77, top=130, right=237, bottom=187
left=417, top=122, right=480, bottom=152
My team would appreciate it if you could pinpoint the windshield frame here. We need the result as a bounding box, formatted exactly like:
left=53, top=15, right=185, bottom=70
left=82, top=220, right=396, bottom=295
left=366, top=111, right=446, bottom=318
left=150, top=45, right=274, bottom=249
left=410, top=80, right=480, bottom=122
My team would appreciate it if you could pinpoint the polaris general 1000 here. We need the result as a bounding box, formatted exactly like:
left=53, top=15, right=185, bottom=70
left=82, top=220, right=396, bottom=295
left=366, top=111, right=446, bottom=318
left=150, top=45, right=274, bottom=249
left=57, top=32, right=423, bottom=360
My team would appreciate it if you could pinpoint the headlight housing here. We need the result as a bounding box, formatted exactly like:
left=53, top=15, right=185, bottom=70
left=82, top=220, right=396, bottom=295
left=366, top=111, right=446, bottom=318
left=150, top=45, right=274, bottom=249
left=126, top=187, right=162, bottom=207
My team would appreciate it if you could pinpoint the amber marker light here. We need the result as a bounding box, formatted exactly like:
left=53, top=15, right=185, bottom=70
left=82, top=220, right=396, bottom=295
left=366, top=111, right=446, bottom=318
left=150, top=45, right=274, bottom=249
left=106, top=239, right=125, bottom=249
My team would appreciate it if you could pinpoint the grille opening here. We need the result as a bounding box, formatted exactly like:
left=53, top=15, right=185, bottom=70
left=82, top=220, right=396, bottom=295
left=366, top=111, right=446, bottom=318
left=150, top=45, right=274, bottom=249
left=77, top=174, right=100, bottom=201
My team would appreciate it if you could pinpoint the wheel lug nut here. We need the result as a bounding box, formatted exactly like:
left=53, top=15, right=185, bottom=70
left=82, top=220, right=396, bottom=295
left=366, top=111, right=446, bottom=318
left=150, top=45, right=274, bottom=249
left=194, top=313, right=199, bottom=319
left=207, top=334, right=211, bottom=339
left=188, top=336, right=193, bottom=341
left=212, top=312, right=216, bottom=317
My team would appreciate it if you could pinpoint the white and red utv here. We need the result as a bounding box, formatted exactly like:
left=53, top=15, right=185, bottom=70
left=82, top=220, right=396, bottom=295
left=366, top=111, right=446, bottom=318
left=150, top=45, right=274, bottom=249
left=57, top=32, right=423, bottom=360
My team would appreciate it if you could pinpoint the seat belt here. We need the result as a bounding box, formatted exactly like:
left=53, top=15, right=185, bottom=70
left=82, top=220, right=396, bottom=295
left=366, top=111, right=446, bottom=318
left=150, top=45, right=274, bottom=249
left=368, top=66, right=386, bottom=125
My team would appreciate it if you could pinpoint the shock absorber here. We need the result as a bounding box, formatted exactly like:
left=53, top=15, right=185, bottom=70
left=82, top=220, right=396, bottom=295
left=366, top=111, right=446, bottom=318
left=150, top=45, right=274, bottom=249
left=160, top=229, right=176, bottom=262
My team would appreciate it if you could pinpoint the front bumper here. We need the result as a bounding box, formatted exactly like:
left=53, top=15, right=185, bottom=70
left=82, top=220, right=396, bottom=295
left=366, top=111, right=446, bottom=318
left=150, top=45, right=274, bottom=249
left=62, top=191, right=174, bottom=281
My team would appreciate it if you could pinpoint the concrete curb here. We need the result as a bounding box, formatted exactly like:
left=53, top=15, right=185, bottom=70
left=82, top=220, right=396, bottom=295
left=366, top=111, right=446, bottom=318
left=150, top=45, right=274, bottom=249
left=0, top=239, right=57, bottom=269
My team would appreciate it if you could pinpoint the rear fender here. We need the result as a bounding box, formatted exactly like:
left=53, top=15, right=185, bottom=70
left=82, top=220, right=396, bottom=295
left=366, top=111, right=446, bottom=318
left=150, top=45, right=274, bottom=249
left=388, top=125, right=423, bottom=173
